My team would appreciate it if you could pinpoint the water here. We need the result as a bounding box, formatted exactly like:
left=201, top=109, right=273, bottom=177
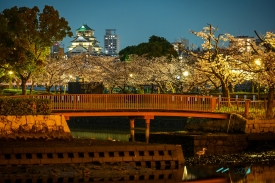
left=2, top=163, right=274, bottom=182
left=183, top=162, right=275, bottom=183
left=71, top=130, right=130, bottom=141
left=2, top=117, right=270, bottom=182
left=67, top=116, right=187, bottom=142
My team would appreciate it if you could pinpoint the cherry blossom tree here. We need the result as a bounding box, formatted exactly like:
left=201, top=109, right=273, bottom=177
left=115, top=55, right=191, bottom=94
left=182, top=24, right=248, bottom=97
left=235, top=31, right=275, bottom=118
left=34, top=56, right=82, bottom=93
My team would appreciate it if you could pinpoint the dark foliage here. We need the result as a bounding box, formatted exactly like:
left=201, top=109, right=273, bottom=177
left=119, top=35, right=178, bottom=60
left=0, top=98, right=51, bottom=115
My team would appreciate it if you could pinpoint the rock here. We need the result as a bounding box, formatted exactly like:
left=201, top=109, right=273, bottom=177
left=52, top=168, right=61, bottom=173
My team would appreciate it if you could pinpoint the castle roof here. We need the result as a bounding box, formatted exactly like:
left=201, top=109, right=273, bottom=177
left=71, top=36, right=88, bottom=42
left=76, top=24, right=94, bottom=31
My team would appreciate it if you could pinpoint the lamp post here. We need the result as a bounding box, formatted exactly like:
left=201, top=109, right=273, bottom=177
left=255, top=59, right=261, bottom=100
left=129, top=73, right=134, bottom=93
left=8, top=71, right=13, bottom=89
left=176, top=70, right=189, bottom=93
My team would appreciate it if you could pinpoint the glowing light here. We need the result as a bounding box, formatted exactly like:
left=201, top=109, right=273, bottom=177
left=183, top=71, right=189, bottom=76
left=255, top=59, right=261, bottom=66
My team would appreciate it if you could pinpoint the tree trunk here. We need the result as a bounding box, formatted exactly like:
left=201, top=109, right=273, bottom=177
left=63, top=85, right=67, bottom=94
left=266, top=85, right=274, bottom=119
left=19, top=73, right=31, bottom=95
left=21, top=79, right=27, bottom=95
left=221, top=82, right=230, bottom=98
left=45, top=85, right=52, bottom=93
left=156, top=82, right=166, bottom=94
left=16, top=80, right=20, bottom=89
left=30, top=81, right=35, bottom=95
left=110, top=86, right=114, bottom=94
left=169, top=82, right=175, bottom=93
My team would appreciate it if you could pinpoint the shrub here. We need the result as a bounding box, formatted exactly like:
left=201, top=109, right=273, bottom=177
left=0, top=98, right=51, bottom=115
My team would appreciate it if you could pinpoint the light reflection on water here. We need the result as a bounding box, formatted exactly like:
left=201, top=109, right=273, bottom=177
left=2, top=163, right=274, bottom=182
left=69, top=131, right=275, bottom=182
left=183, top=162, right=275, bottom=183
left=71, top=130, right=130, bottom=142
left=0, top=168, right=184, bottom=183
left=66, top=118, right=275, bottom=183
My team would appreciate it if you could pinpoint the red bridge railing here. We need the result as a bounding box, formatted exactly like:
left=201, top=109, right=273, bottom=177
left=9, top=94, right=217, bottom=112
left=8, top=94, right=273, bottom=119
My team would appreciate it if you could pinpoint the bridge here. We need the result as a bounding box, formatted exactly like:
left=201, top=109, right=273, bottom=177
left=10, top=94, right=267, bottom=142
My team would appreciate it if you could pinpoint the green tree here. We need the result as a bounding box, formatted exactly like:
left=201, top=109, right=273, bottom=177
left=0, top=6, right=72, bottom=95
left=119, top=35, right=178, bottom=60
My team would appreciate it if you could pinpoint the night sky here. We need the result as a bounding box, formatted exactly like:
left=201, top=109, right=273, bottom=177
left=1, top=0, right=275, bottom=52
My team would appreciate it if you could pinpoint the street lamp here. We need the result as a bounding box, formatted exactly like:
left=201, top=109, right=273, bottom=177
left=8, top=71, right=13, bottom=89
left=255, top=59, right=261, bottom=100
left=183, top=71, right=189, bottom=77
left=176, top=70, right=189, bottom=93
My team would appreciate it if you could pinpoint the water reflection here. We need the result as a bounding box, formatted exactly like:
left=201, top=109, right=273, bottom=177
left=0, top=167, right=184, bottom=183
left=64, top=120, right=275, bottom=183
left=183, top=162, right=275, bottom=183
left=71, top=130, right=130, bottom=142
left=2, top=163, right=274, bottom=183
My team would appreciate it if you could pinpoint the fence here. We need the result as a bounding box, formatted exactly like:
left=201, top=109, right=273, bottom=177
left=216, top=97, right=275, bottom=119
left=7, top=94, right=275, bottom=119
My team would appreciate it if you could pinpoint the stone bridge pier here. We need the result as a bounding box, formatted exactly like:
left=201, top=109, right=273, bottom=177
left=129, top=115, right=154, bottom=143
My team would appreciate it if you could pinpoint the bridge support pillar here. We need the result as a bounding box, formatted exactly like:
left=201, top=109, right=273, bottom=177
left=129, top=118, right=135, bottom=142
left=144, top=115, right=154, bottom=143
left=145, top=119, right=150, bottom=143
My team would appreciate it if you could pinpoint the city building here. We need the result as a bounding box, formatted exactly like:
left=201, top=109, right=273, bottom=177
left=172, top=38, right=189, bottom=59
left=104, top=29, right=120, bottom=56
left=230, top=36, right=256, bottom=52
left=50, top=41, right=64, bottom=58
left=67, top=24, right=102, bottom=56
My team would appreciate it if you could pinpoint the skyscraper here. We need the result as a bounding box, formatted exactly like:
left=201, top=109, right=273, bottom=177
left=104, top=29, right=120, bottom=56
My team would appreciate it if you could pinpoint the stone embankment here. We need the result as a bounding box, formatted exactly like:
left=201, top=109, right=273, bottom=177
left=184, top=113, right=275, bottom=134
left=0, top=139, right=184, bottom=183
left=0, top=163, right=183, bottom=183
left=0, top=141, right=184, bottom=168
left=246, top=119, right=275, bottom=133
left=0, top=115, right=71, bottom=139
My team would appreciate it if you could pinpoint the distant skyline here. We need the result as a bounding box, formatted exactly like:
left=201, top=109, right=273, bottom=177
left=1, top=0, right=275, bottom=52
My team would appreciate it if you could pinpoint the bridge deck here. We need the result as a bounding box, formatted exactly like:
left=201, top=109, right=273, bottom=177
left=8, top=94, right=269, bottom=119
left=54, top=111, right=230, bottom=120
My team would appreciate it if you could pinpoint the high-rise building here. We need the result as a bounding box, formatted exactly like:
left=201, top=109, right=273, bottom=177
left=104, top=29, right=120, bottom=56
left=172, top=38, right=189, bottom=59
left=230, top=36, right=256, bottom=52
left=67, top=24, right=102, bottom=56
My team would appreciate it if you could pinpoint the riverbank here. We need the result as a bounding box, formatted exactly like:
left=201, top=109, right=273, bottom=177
left=1, top=135, right=275, bottom=166
left=0, top=138, right=182, bottom=182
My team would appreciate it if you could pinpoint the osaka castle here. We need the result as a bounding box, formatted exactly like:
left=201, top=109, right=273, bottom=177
left=67, top=24, right=102, bottom=56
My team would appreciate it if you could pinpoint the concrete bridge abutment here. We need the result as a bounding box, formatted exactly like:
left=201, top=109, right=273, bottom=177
left=129, top=115, right=154, bottom=143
